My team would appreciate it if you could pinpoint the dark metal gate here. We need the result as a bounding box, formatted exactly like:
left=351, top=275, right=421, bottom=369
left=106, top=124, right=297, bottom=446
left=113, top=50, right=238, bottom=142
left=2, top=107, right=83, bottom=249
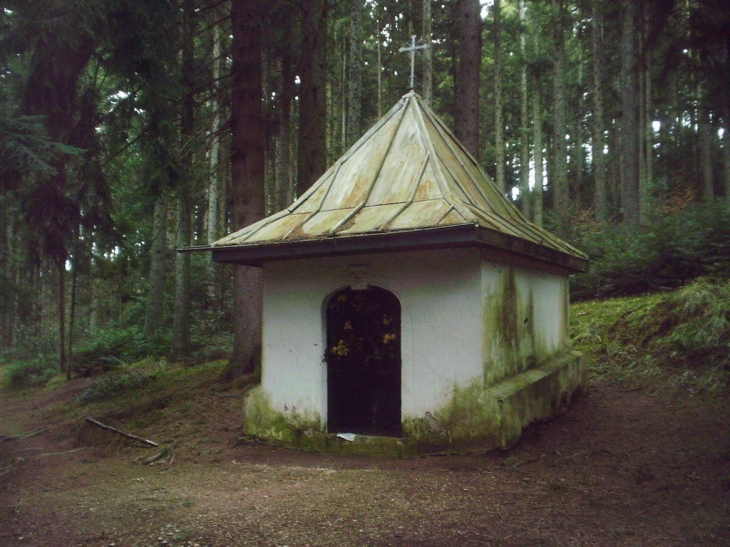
left=325, top=286, right=401, bottom=436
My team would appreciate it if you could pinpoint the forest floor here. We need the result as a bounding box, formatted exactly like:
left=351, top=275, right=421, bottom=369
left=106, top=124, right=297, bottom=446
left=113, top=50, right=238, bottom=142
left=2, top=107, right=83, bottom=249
left=1, top=356, right=730, bottom=546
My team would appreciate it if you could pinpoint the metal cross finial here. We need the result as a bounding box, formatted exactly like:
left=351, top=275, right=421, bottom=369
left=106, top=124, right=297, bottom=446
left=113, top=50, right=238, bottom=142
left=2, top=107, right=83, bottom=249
left=399, top=35, right=427, bottom=90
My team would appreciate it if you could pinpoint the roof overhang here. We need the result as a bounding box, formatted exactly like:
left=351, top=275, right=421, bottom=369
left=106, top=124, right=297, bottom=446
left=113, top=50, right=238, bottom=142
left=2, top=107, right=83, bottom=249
left=200, top=224, right=588, bottom=274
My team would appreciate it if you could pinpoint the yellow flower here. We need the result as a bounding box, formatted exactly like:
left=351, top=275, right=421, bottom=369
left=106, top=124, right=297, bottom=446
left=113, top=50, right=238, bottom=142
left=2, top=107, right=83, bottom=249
left=382, top=333, right=397, bottom=344
left=344, top=320, right=353, bottom=331
left=330, top=339, right=349, bottom=356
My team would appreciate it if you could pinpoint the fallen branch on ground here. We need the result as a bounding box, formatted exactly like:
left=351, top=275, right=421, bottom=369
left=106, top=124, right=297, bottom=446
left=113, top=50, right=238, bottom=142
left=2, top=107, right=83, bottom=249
left=84, top=417, right=158, bottom=447
left=143, top=447, right=172, bottom=465
left=1, top=427, right=49, bottom=442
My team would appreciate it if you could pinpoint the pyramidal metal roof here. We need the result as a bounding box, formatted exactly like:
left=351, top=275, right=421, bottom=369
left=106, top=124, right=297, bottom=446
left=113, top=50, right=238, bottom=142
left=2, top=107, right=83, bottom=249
left=212, top=91, right=588, bottom=272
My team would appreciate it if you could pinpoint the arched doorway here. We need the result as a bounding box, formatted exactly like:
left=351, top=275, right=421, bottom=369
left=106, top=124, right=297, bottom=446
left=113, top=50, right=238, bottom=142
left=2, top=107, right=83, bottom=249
left=325, top=286, right=402, bottom=436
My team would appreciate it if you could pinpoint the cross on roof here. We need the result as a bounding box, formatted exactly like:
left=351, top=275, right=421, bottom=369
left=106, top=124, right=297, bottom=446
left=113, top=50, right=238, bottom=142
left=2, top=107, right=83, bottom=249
left=399, top=35, right=427, bottom=90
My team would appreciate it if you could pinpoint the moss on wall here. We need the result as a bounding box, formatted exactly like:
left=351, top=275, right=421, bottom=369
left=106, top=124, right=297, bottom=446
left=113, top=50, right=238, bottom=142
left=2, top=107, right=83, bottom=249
left=483, top=265, right=570, bottom=386
left=243, top=352, right=584, bottom=457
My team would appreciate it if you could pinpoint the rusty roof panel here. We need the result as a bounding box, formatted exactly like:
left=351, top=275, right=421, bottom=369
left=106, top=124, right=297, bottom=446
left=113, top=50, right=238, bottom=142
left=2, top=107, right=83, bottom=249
left=366, top=108, right=424, bottom=206
left=413, top=161, right=443, bottom=201
left=388, top=199, right=460, bottom=230
left=245, top=213, right=308, bottom=242
left=290, top=171, right=334, bottom=214
left=339, top=204, right=405, bottom=234
left=439, top=208, right=470, bottom=226
left=320, top=115, right=400, bottom=211
left=301, top=209, right=355, bottom=235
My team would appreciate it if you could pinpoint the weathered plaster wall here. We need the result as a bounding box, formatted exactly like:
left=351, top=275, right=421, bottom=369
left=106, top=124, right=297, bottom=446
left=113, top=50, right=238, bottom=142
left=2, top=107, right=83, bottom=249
left=480, top=255, right=570, bottom=386
left=260, top=248, right=484, bottom=428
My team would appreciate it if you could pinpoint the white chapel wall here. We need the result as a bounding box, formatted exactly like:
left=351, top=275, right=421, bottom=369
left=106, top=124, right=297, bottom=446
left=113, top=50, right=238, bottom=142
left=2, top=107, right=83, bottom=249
left=260, top=248, right=484, bottom=426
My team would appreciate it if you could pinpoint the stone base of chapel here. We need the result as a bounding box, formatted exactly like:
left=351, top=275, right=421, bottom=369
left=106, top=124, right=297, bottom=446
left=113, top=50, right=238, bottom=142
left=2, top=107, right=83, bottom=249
left=242, top=350, right=585, bottom=457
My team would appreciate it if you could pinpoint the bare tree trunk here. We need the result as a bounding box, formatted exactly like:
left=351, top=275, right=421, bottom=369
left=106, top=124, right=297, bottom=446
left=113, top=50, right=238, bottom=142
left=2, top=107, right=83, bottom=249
left=144, top=196, right=167, bottom=338
left=206, top=19, right=223, bottom=309
left=422, top=0, right=433, bottom=108
left=207, top=22, right=222, bottom=244
left=700, top=106, right=714, bottom=202
left=57, top=262, right=66, bottom=373
left=573, top=42, right=584, bottom=211
left=531, top=12, right=544, bottom=228
left=724, top=104, right=730, bottom=198
left=552, top=0, right=569, bottom=234
left=347, top=0, right=363, bottom=148
left=228, top=0, right=266, bottom=378
left=276, top=51, right=294, bottom=210
left=592, top=2, right=608, bottom=223
left=493, top=0, right=504, bottom=191
left=644, top=59, right=653, bottom=213
left=376, top=11, right=383, bottom=118
left=171, top=197, right=191, bottom=359
left=67, top=231, right=81, bottom=380
left=455, top=0, right=481, bottom=161
left=518, top=0, right=530, bottom=219
left=171, top=0, right=196, bottom=359
left=297, top=0, right=328, bottom=197
left=620, top=0, right=640, bottom=227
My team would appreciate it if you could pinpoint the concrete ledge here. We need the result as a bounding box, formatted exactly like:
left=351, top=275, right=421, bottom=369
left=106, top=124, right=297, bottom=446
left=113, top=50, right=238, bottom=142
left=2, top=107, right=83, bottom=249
left=485, top=350, right=585, bottom=448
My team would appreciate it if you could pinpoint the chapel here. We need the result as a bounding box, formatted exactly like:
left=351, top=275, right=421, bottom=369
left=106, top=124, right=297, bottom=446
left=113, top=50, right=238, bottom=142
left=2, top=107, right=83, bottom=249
left=212, top=91, right=588, bottom=454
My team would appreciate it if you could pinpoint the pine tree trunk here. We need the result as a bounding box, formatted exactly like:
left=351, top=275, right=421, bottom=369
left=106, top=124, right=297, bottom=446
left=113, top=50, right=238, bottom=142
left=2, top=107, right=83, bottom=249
left=552, top=0, right=569, bottom=234
left=573, top=42, right=584, bottom=211
left=144, top=196, right=167, bottom=338
left=376, top=11, right=383, bottom=118
left=592, top=2, right=608, bottom=223
left=644, top=59, right=653, bottom=214
left=228, top=0, right=266, bottom=378
left=276, top=52, right=294, bottom=210
left=700, top=107, right=714, bottom=202
left=347, top=0, right=363, bottom=148
left=171, top=197, right=191, bottom=359
left=493, top=0, right=504, bottom=191
left=724, top=104, right=730, bottom=198
left=297, top=0, right=328, bottom=196
left=422, top=0, right=433, bottom=108
left=620, top=0, right=640, bottom=227
left=207, top=22, right=222, bottom=244
left=455, top=0, right=481, bottom=161
left=58, top=263, right=66, bottom=373
left=533, top=76, right=544, bottom=227
left=67, top=232, right=81, bottom=380
left=518, top=0, right=530, bottom=219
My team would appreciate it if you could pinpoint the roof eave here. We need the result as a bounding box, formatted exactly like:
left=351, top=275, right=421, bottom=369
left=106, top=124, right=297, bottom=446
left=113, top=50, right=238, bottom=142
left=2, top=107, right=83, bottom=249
left=210, top=224, right=589, bottom=274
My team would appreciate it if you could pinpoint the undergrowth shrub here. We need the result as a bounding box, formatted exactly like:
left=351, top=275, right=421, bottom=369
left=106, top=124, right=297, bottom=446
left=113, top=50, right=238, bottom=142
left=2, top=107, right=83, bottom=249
left=5, top=359, right=57, bottom=388
left=73, top=326, right=166, bottom=376
left=0, top=325, right=58, bottom=364
left=572, top=278, right=730, bottom=395
left=77, top=369, right=154, bottom=405
left=570, top=199, right=730, bottom=300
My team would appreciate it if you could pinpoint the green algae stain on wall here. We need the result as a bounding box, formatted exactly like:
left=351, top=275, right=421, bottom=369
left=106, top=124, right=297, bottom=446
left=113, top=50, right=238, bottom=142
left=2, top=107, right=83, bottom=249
left=243, top=386, right=324, bottom=444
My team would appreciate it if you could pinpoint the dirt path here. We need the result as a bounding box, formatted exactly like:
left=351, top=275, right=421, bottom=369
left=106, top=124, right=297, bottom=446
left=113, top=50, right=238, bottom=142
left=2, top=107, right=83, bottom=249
left=1, top=373, right=729, bottom=547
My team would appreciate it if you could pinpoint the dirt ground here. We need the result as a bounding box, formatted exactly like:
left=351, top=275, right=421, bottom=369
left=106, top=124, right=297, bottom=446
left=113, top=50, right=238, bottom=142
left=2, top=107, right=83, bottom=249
left=1, top=369, right=729, bottom=547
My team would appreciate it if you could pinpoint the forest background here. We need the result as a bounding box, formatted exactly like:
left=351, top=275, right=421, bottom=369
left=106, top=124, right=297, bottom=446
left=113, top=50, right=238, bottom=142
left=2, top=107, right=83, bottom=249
left=1, top=0, right=730, bottom=383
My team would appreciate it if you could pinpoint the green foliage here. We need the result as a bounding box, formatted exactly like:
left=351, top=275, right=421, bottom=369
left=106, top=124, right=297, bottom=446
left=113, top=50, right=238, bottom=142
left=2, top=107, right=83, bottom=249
left=571, top=278, right=730, bottom=396
left=5, top=359, right=57, bottom=388
left=0, top=325, right=59, bottom=363
left=72, top=326, right=167, bottom=376
left=571, top=200, right=730, bottom=300
left=0, top=115, right=83, bottom=181
left=76, top=369, right=154, bottom=405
